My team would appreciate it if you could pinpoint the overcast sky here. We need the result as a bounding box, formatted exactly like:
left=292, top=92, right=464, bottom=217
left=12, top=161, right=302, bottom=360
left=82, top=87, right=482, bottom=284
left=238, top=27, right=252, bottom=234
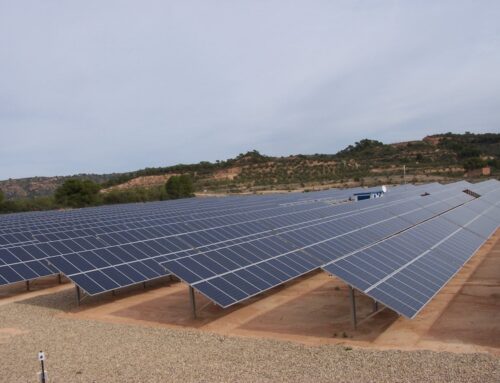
left=1, top=1, right=499, bottom=179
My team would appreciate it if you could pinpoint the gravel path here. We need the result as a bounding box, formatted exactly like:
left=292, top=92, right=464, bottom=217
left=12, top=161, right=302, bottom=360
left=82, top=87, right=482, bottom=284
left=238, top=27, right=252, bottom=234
left=0, top=290, right=498, bottom=383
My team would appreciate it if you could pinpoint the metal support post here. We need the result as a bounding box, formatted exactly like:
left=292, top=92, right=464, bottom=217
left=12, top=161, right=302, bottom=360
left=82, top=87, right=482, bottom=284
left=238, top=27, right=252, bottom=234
left=75, top=286, right=81, bottom=306
left=373, top=299, right=379, bottom=312
left=58, top=273, right=62, bottom=284
left=349, top=285, right=357, bottom=330
left=143, top=282, right=147, bottom=289
left=189, top=286, right=197, bottom=319
left=40, top=359, right=46, bottom=383
left=26, top=280, right=30, bottom=291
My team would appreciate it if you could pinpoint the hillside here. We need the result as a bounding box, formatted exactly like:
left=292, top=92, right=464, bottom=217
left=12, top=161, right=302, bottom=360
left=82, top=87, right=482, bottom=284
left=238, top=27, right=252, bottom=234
left=1, top=132, right=498, bottom=200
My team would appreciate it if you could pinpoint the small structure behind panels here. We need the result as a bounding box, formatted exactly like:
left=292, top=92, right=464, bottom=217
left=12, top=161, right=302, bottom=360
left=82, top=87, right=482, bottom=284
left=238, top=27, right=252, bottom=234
left=352, top=185, right=387, bottom=201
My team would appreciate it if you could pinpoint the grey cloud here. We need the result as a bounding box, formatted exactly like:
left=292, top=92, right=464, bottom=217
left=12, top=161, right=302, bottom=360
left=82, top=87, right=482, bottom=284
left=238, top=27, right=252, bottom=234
left=1, top=1, right=499, bottom=179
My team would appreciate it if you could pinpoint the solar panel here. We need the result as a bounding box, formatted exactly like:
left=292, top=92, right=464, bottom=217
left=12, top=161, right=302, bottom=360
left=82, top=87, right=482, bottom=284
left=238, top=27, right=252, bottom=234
left=65, top=259, right=167, bottom=295
left=0, top=252, right=58, bottom=285
left=464, top=215, right=498, bottom=238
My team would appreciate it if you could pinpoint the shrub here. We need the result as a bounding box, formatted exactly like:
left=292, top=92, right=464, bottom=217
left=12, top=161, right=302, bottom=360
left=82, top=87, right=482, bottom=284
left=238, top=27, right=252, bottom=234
left=165, top=175, right=195, bottom=199
left=55, top=179, right=101, bottom=208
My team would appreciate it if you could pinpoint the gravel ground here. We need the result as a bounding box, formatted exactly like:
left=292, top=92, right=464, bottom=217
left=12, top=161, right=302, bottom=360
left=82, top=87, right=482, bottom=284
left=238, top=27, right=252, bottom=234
left=0, top=290, right=499, bottom=383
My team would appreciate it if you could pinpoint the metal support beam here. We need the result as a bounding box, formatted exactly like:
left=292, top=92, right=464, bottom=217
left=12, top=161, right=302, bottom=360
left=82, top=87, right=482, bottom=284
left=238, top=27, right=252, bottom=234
left=189, top=286, right=197, bottom=319
left=143, top=282, right=147, bottom=289
left=349, top=285, right=357, bottom=330
left=26, top=280, right=30, bottom=291
left=373, top=299, right=379, bottom=312
left=58, top=274, right=62, bottom=284
left=75, top=286, right=81, bottom=306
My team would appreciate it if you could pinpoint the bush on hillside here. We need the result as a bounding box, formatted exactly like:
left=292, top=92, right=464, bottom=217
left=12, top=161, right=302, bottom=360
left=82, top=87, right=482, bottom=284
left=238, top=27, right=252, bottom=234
left=165, top=175, right=194, bottom=199
left=55, top=179, right=101, bottom=208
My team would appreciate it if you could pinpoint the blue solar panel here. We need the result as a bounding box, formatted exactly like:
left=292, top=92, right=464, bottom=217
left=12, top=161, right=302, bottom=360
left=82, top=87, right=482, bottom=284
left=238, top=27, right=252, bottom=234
left=464, top=215, right=498, bottom=238
left=58, top=258, right=167, bottom=295
left=0, top=260, right=58, bottom=285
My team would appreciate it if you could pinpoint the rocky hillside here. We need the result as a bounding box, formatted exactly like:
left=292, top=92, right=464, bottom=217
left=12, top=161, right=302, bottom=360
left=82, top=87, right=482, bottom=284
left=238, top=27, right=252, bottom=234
left=101, top=174, right=176, bottom=193
left=1, top=132, right=499, bottom=199
left=0, top=174, right=115, bottom=200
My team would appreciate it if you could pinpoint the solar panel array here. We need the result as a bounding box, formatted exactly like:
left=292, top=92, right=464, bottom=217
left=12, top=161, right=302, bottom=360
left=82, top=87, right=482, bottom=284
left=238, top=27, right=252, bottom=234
left=160, top=183, right=478, bottom=307
left=1, top=179, right=498, bottom=322
left=322, top=186, right=500, bottom=318
left=0, top=186, right=400, bottom=289
left=36, top=185, right=442, bottom=295
left=0, top=186, right=377, bottom=247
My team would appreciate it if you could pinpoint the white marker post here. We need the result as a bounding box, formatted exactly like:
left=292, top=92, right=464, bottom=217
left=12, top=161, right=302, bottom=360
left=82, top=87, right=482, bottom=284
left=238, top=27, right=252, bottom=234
left=38, top=351, right=47, bottom=383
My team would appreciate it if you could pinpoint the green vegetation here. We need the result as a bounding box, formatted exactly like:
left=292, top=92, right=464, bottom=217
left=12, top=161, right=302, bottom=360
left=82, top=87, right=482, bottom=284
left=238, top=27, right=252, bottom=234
left=463, top=157, right=487, bottom=171
left=0, top=133, right=498, bottom=214
left=55, top=179, right=101, bottom=208
left=338, top=139, right=385, bottom=156
left=165, top=175, right=194, bottom=199
left=435, top=132, right=500, bottom=172
left=99, top=150, right=268, bottom=189
left=0, top=178, right=192, bottom=214
left=102, top=187, right=168, bottom=205
left=0, top=196, right=57, bottom=214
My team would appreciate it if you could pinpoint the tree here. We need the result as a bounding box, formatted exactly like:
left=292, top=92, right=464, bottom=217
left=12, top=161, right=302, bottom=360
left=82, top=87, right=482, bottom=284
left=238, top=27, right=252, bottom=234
left=178, top=174, right=194, bottom=197
left=165, top=175, right=194, bottom=199
left=338, top=139, right=384, bottom=156
left=165, top=176, right=181, bottom=199
left=54, top=179, right=101, bottom=208
left=463, top=157, right=487, bottom=171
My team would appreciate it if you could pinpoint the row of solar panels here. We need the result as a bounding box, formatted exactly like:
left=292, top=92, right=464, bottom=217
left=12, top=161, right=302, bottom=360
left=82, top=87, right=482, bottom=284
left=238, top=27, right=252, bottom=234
left=7, top=179, right=495, bottom=236
left=0, top=186, right=384, bottom=247
left=0, top=184, right=425, bottom=254
left=0, top=180, right=498, bottom=321
left=0, top=184, right=471, bottom=292
left=324, top=192, right=500, bottom=318
left=0, top=183, right=438, bottom=288
left=159, top=184, right=488, bottom=309
left=0, top=185, right=376, bottom=228
left=110, top=190, right=473, bottom=296
left=1, top=182, right=467, bottom=253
